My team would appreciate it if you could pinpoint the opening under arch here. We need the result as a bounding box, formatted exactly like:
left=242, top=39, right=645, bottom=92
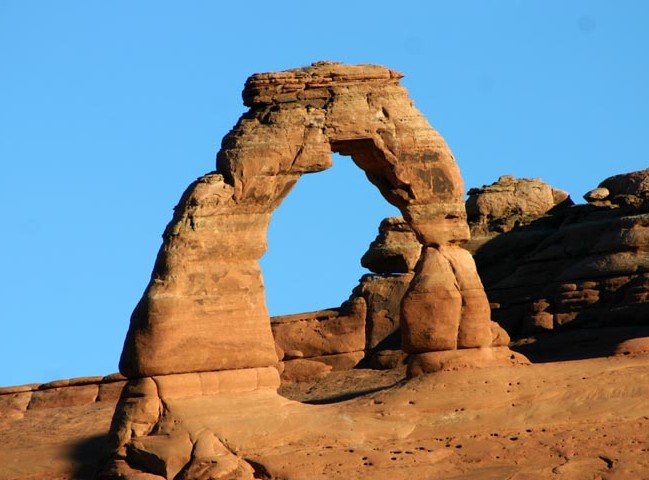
left=261, top=153, right=400, bottom=316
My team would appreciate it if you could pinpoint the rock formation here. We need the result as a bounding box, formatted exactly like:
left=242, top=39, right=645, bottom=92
left=285, top=171, right=649, bottom=370
left=466, top=174, right=572, bottom=237
left=99, top=61, right=520, bottom=478
left=119, top=61, right=510, bottom=381
left=271, top=304, right=367, bottom=383
left=360, top=216, right=421, bottom=273
left=464, top=171, right=649, bottom=347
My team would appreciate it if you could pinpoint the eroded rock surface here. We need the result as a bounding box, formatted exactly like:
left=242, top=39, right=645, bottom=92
left=584, top=167, right=649, bottom=209
left=119, top=61, right=505, bottom=382
left=466, top=171, right=649, bottom=342
left=103, top=62, right=516, bottom=478
left=466, top=175, right=572, bottom=237
left=361, top=216, right=421, bottom=274
left=3, top=356, right=649, bottom=480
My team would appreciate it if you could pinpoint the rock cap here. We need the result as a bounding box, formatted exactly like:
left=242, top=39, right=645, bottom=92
left=243, top=61, right=404, bottom=106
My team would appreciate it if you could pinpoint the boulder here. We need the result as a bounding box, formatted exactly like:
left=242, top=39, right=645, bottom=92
left=271, top=302, right=366, bottom=361
left=595, top=167, right=649, bottom=210
left=466, top=175, right=572, bottom=236
left=361, top=217, right=421, bottom=274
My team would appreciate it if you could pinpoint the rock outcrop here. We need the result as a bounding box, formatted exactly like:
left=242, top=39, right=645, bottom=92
left=465, top=171, right=649, bottom=342
left=272, top=304, right=367, bottom=383
left=466, top=174, right=572, bottom=237
left=102, top=62, right=518, bottom=478
left=360, top=217, right=421, bottom=273
left=4, top=66, right=649, bottom=479
left=583, top=167, right=649, bottom=209
left=0, top=374, right=126, bottom=419
left=5, top=356, right=649, bottom=480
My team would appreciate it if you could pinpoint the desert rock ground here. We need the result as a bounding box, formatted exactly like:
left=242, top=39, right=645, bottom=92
left=1, top=351, right=648, bottom=479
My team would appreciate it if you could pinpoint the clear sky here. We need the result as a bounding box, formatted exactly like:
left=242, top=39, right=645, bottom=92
left=1, top=1, right=648, bottom=386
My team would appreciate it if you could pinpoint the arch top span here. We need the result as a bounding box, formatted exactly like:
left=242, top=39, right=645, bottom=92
left=218, top=61, right=468, bottom=247
left=119, top=62, right=510, bottom=379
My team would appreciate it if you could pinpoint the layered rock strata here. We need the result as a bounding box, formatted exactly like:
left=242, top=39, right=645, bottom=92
left=465, top=171, right=649, bottom=339
left=271, top=272, right=416, bottom=382
left=360, top=216, right=421, bottom=273
left=103, top=62, right=517, bottom=478
left=0, top=374, right=126, bottom=419
left=271, top=303, right=367, bottom=383
left=271, top=218, right=419, bottom=381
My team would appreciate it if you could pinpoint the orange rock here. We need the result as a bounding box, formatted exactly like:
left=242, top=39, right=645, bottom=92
left=106, top=62, right=520, bottom=477
left=401, top=247, right=463, bottom=352
left=407, top=347, right=528, bottom=376
left=361, top=217, right=421, bottom=274
left=119, top=61, right=494, bottom=380
left=28, top=384, right=98, bottom=410
left=271, top=302, right=366, bottom=360
left=467, top=175, right=572, bottom=235
left=468, top=170, right=649, bottom=340
left=354, top=272, right=413, bottom=350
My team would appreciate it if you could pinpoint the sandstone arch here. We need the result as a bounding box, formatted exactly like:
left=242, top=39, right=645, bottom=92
left=102, top=62, right=522, bottom=479
left=119, top=61, right=505, bottom=379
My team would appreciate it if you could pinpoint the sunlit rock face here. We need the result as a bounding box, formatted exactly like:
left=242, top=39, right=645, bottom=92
left=119, top=61, right=509, bottom=380
left=105, top=62, right=519, bottom=479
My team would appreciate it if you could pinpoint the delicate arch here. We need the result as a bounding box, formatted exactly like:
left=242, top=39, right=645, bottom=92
left=119, top=62, right=496, bottom=378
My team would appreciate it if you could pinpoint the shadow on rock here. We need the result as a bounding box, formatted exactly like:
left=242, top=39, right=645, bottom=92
left=511, top=326, right=649, bottom=363
left=70, top=433, right=110, bottom=480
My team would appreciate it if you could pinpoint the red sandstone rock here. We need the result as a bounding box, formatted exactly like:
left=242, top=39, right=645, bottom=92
left=28, top=384, right=98, bottom=410
left=467, top=171, right=649, bottom=339
left=4, top=356, right=649, bottom=479
left=5, top=64, right=649, bottom=480
left=119, top=61, right=499, bottom=383
left=358, top=274, right=413, bottom=348
left=466, top=175, right=572, bottom=236
left=407, top=347, right=528, bottom=376
left=105, top=62, right=519, bottom=478
left=585, top=167, right=649, bottom=209
left=361, top=217, right=421, bottom=274
left=280, top=358, right=334, bottom=383
left=271, top=302, right=366, bottom=360
left=401, top=246, right=504, bottom=357
left=401, top=247, right=463, bottom=352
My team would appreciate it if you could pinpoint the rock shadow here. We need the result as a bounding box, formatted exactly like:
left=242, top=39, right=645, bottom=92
left=69, top=433, right=110, bottom=480
left=510, top=326, right=649, bottom=363
left=469, top=201, right=649, bottom=363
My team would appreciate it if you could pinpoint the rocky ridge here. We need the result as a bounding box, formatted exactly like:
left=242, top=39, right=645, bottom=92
left=467, top=169, right=649, bottom=340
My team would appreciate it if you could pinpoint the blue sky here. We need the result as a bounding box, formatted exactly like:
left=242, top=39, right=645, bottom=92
left=1, top=1, right=648, bottom=386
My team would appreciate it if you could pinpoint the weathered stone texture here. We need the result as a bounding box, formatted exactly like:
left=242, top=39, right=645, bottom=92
left=272, top=302, right=366, bottom=361
left=106, top=62, right=518, bottom=477
left=466, top=175, right=572, bottom=237
left=120, top=61, right=499, bottom=380
left=467, top=170, right=649, bottom=337
left=355, top=272, right=414, bottom=350
left=584, top=167, right=649, bottom=209
left=0, top=374, right=126, bottom=421
left=361, top=217, right=421, bottom=274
